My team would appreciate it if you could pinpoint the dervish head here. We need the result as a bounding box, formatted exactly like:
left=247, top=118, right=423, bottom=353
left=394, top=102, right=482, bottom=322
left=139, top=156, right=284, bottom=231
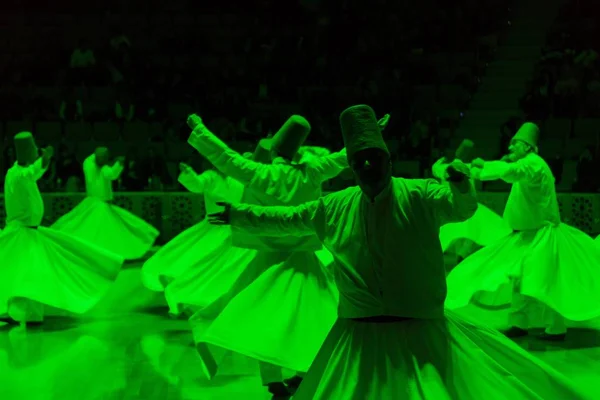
left=94, top=147, right=111, bottom=167
left=14, top=131, right=38, bottom=166
left=508, top=122, right=539, bottom=162
left=269, top=115, right=311, bottom=162
left=340, top=104, right=392, bottom=199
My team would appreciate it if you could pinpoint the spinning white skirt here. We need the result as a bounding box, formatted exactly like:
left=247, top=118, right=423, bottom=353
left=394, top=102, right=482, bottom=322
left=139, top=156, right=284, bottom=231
left=193, top=250, right=338, bottom=375
left=445, top=223, right=600, bottom=322
left=293, top=311, right=589, bottom=399
left=439, top=203, right=511, bottom=253
left=0, top=224, right=123, bottom=322
left=52, top=197, right=159, bottom=260
left=163, top=239, right=261, bottom=317
left=142, top=220, right=233, bottom=292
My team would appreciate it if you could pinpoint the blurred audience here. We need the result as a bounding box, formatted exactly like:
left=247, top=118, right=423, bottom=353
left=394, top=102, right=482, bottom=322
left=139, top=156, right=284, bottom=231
left=0, top=0, right=546, bottom=191
left=139, top=146, right=171, bottom=190
left=524, top=0, right=600, bottom=121
left=573, top=146, right=599, bottom=192
left=121, top=147, right=145, bottom=191
left=69, top=38, right=97, bottom=87
left=55, top=144, right=83, bottom=192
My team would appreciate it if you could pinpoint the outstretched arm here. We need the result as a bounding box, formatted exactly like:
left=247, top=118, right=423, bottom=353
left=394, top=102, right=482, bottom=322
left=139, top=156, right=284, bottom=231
left=299, top=146, right=331, bottom=159
left=472, top=158, right=536, bottom=183
left=188, top=126, right=303, bottom=199
left=432, top=158, right=473, bottom=182
left=306, top=148, right=349, bottom=182
left=102, top=160, right=124, bottom=181
left=178, top=169, right=218, bottom=194
left=188, top=127, right=261, bottom=183
left=424, top=177, right=478, bottom=225
left=219, top=200, right=324, bottom=237
left=22, top=157, right=50, bottom=181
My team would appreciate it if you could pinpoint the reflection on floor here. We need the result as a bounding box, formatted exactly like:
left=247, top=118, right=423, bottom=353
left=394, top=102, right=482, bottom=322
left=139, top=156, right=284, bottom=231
left=1, top=266, right=599, bottom=399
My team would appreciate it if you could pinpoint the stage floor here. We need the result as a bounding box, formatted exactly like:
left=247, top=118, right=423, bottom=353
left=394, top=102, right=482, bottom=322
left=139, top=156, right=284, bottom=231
left=1, top=264, right=599, bottom=399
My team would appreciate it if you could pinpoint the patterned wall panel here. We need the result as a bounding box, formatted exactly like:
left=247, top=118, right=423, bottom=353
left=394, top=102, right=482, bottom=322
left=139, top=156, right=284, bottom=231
left=45, top=194, right=84, bottom=225
left=113, top=195, right=134, bottom=211
left=1, top=192, right=599, bottom=240
left=168, top=195, right=196, bottom=235
left=141, top=195, right=162, bottom=240
left=475, top=193, right=598, bottom=234
left=570, top=195, right=594, bottom=233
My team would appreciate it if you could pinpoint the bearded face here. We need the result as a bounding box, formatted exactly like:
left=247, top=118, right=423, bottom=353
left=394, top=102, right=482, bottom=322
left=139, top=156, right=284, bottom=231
left=507, top=139, right=533, bottom=161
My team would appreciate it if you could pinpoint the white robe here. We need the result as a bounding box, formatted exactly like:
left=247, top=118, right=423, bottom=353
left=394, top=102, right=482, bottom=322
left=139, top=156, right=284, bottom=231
left=0, top=159, right=122, bottom=322
left=447, top=153, right=600, bottom=323
left=226, top=177, right=588, bottom=399
left=185, top=128, right=345, bottom=377
left=52, top=154, right=159, bottom=260
left=431, top=158, right=511, bottom=254
left=141, top=169, right=247, bottom=297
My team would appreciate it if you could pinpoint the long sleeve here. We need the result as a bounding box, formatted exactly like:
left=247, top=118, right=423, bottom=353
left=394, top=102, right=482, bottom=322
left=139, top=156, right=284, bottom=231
left=306, top=148, right=348, bottom=182
left=188, top=128, right=268, bottom=186
left=300, top=146, right=331, bottom=158
left=424, top=178, right=478, bottom=224
left=230, top=200, right=323, bottom=237
left=474, top=159, right=538, bottom=183
left=19, top=158, right=49, bottom=181
left=5, top=159, right=48, bottom=196
left=102, top=161, right=124, bottom=181
left=431, top=159, right=473, bottom=182
left=189, top=127, right=328, bottom=205
left=178, top=170, right=218, bottom=194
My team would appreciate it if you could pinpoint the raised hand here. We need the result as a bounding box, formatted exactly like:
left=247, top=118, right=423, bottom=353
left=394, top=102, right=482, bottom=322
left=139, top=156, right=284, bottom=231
left=471, top=158, right=485, bottom=169
left=41, top=146, right=54, bottom=159
left=207, top=201, right=231, bottom=225
left=377, top=114, right=391, bottom=131
left=179, top=162, right=193, bottom=173
left=187, top=114, right=203, bottom=131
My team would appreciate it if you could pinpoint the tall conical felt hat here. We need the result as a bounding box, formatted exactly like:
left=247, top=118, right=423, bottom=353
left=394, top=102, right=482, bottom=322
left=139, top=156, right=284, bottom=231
left=94, top=147, right=110, bottom=166
left=455, top=139, right=474, bottom=162
left=14, top=131, right=37, bottom=165
left=513, top=122, right=540, bottom=150
left=252, top=138, right=272, bottom=163
left=270, top=116, right=311, bottom=160
left=339, top=104, right=389, bottom=161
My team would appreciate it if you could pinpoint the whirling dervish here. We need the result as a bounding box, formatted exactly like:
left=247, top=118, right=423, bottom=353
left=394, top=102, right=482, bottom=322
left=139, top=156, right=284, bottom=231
left=0, top=132, right=123, bottom=325
left=52, top=147, right=159, bottom=260
left=143, top=140, right=271, bottom=316
left=185, top=112, right=354, bottom=399
left=207, top=105, right=591, bottom=400
left=446, top=122, right=600, bottom=340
